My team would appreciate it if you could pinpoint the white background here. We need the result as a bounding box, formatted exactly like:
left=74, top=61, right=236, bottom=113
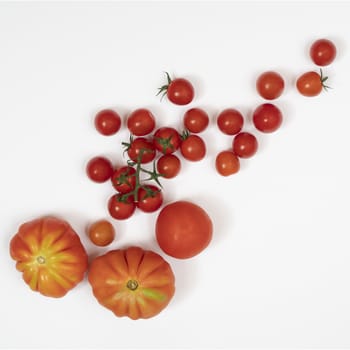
left=1, top=1, right=350, bottom=349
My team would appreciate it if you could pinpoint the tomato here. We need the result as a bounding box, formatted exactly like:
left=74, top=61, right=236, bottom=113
left=127, top=108, right=156, bottom=136
left=256, top=71, right=285, bottom=100
left=180, top=134, right=206, bottom=161
left=137, top=185, right=163, bottom=213
left=88, top=246, right=175, bottom=320
left=217, top=108, right=244, bottom=135
left=127, top=137, right=156, bottom=164
left=94, top=109, right=122, bottom=136
left=111, top=166, right=136, bottom=193
left=9, top=216, right=88, bottom=298
left=158, top=72, right=194, bottom=105
left=232, top=132, right=258, bottom=158
left=156, top=201, right=213, bottom=259
left=87, top=219, right=115, bottom=247
left=310, top=38, right=336, bottom=66
left=108, top=194, right=136, bottom=220
left=156, top=154, right=181, bottom=179
left=153, top=127, right=181, bottom=154
left=86, top=156, right=114, bottom=183
left=296, top=70, right=328, bottom=97
left=215, top=150, right=240, bottom=176
left=252, top=103, right=283, bottom=133
left=183, top=108, right=209, bottom=133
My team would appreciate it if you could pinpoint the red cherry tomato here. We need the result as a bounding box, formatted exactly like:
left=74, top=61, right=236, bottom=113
left=158, top=72, right=194, bottom=105
left=137, top=185, right=163, bottom=213
left=111, top=166, right=136, bottom=193
left=256, top=71, right=285, bottom=100
left=310, top=38, right=336, bottom=66
left=127, top=108, right=156, bottom=136
left=232, top=132, right=258, bottom=158
left=180, top=134, right=206, bottom=161
left=215, top=151, right=240, bottom=176
left=127, top=137, right=156, bottom=164
left=183, top=108, right=209, bottom=133
left=156, top=154, right=181, bottom=179
left=217, top=108, right=244, bottom=135
left=153, top=127, right=181, bottom=154
left=296, top=70, right=328, bottom=97
left=86, top=156, right=113, bottom=183
left=94, top=109, right=122, bottom=136
left=252, top=103, right=283, bottom=133
left=108, top=194, right=136, bottom=220
left=87, top=219, right=115, bottom=247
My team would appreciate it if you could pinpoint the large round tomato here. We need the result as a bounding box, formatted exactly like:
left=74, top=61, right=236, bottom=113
left=155, top=201, right=213, bottom=259
left=9, top=216, right=88, bottom=298
left=88, top=246, right=175, bottom=320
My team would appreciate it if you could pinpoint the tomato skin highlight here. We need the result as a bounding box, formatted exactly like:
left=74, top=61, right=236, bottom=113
left=232, top=132, right=258, bottom=158
left=9, top=216, right=88, bottom=298
left=137, top=185, right=163, bottom=213
left=167, top=78, right=194, bottom=105
left=156, top=201, right=213, bottom=259
left=310, top=38, right=336, bottom=66
left=215, top=150, right=240, bottom=176
left=108, top=194, right=136, bottom=220
left=296, top=71, right=324, bottom=97
left=88, top=246, right=175, bottom=320
left=252, top=103, right=283, bottom=133
left=87, top=219, right=115, bottom=247
left=127, top=137, right=156, bottom=164
left=183, top=108, right=209, bottom=133
left=217, top=108, right=244, bottom=135
left=94, top=109, right=122, bottom=136
left=127, top=108, right=156, bottom=136
left=256, top=71, right=285, bottom=100
left=86, top=156, right=114, bottom=183
left=156, top=154, right=181, bottom=179
left=180, top=134, right=206, bottom=161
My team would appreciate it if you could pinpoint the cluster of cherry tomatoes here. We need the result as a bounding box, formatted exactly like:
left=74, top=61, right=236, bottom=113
left=85, top=38, right=336, bottom=246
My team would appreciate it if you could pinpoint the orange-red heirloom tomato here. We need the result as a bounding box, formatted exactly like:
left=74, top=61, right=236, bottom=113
left=88, top=246, right=175, bottom=320
left=9, top=216, right=88, bottom=298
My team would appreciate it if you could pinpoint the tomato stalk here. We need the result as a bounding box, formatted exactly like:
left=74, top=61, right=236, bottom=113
left=156, top=71, right=172, bottom=100
left=320, top=69, right=331, bottom=91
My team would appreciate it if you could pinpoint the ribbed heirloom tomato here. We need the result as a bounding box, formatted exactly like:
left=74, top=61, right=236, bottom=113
left=88, top=246, right=175, bottom=320
left=9, top=216, right=88, bottom=298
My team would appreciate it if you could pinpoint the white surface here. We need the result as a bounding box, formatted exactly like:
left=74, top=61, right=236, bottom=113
left=1, top=1, right=350, bottom=348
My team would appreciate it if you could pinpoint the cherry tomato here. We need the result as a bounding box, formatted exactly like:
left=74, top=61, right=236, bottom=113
left=153, top=127, right=181, bottom=154
left=127, top=108, right=156, bottom=136
left=156, top=154, right=181, bottom=179
left=296, top=70, right=328, bottom=97
left=183, top=108, right=209, bottom=133
left=156, top=201, right=213, bottom=259
left=137, top=185, right=163, bottom=213
left=252, top=103, right=283, bottom=133
left=256, top=71, right=285, bottom=100
left=158, top=72, right=194, bottom=105
left=94, top=109, right=122, bottom=136
left=87, top=219, right=115, bottom=247
left=215, top=150, right=240, bottom=176
left=111, top=166, right=136, bottom=193
left=86, top=156, right=113, bottom=183
left=217, top=108, right=244, bottom=135
left=310, top=38, right=336, bottom=66
left=180, top=134, right=206, bottom=161
left=127, top=137, right=156, bottom=164
left=232, top=132, right=258, bottom=158
left=108, top=194, right=136, bottom=220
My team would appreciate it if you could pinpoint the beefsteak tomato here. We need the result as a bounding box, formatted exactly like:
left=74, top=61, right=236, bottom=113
left=9, top=216, right=88, bottom=298
left=88, top=246, right=175, bottom=320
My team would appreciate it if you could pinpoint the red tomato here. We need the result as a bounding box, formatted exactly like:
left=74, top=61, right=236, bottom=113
left=256, top=71, right=285, bottom=100
left=296, top=70, right=328, bottom=97
left=252, top=103, right=283, bottom=133
left=108, top=194, right=136, bottom=220
left=94, top=109, right=122, bottom=136
left=217, top=108, right=244, bottom=135
left=127, top=137, right=156, bottom=164
left=156, top=201, right=213, bottom=259
left=137, top=185, right=163, bottom=213
left=215, top=150, right=240, bottom=176
left=86, top=156, right=113, bottom=183
left=153, top=127, right=181, bottom=154
left=111, top=166, right=136, bottom=193
left=183, top=108, right=209, bottom=133
left=158, top=72, right=194, bottom=105
left=232, top=132, right=258, bottom=158
left=310, top=38, right=336, bottom=66
left=127, top=108, right=156, bottom=136
left=180, top=134, right=206, bottom=161
left=156, top=154, right=181, bottom=179
left=87, top=219, right=115, bottom=247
